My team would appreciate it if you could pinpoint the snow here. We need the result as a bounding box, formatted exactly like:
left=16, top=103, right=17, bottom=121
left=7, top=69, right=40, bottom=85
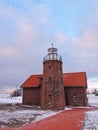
left=83, top=111, right=98, bottom=130
left=0, top=94, right=60, bottom=128
left=87, top=94, right=98, bottom=107
left=0, top=93, right=98, bottom=128
left=64, top=107, right=72, bottom=110
left=0, top=109, right=58, bottom=128
left=83, top=94, right=98, bottom=130
left=0, top=94, right=22, bottom=104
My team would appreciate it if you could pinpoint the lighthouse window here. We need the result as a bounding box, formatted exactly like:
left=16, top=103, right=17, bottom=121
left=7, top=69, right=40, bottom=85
left=48, top=95, right=52, bottom=104
left=48, top=66, right=51, bottom=69
left=49, top=77, right=51, bottom=84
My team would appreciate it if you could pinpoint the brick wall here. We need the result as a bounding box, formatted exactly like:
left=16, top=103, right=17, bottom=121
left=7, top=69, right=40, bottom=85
left=23, top=87, right=40, bottom=105
left=41, top=60, right=65, bottom=110
left=64, top=87, right=87, bottom=106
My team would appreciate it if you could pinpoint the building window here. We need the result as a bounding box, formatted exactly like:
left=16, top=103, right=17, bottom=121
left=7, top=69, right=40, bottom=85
left=48, top=77, right=51, bottom=84
left=48, top=95, right=52, bottom=104
left=73, top=95, right=77, bottom=102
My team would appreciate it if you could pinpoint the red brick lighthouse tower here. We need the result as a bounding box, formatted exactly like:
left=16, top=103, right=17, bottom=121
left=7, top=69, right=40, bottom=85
left=41, top=44, right=65, bottom=110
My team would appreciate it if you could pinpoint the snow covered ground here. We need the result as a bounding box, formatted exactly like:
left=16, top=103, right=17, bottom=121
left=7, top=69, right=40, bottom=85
left=0, top=93, right=98, bottom=128
left=83, top=94, right=98, bottom=130
left=0, top=105, right=59, bottom=128
left=83, top=111, right=98, bottom=130
left=0, top=94, right=61, bottom=128
left=87, top=94, right=98, bottom=107
left=0, top=94, right=22, bottom=104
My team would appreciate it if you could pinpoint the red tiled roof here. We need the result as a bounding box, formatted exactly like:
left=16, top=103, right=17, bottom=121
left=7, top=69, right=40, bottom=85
left=21, top=72, right=87, bottom=88
left=63, top=72, right=87, bottom=87
left=21, top=74, right=42, bottom=88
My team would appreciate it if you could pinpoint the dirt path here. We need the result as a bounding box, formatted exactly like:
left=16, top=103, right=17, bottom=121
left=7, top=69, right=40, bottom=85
left=0, top=107, right=98, bottom=130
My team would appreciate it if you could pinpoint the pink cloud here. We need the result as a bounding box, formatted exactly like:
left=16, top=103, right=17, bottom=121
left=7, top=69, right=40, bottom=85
left=73, top=29, right=98, bottom=52
left=0, top=48, right=17, bottom=57
left=53, top=33, right=71, bottom=43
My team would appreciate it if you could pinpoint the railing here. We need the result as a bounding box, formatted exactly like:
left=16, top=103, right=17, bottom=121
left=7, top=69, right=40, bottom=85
left=43, top=54, right=62, bottom=62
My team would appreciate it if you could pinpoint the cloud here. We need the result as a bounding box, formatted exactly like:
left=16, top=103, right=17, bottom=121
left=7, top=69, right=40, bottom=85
left=0, top=48, right=17, bottom=57
left=88, top=77, right=98, bottom=89
left=53, top=33, right=70, bottom=43
left=0, top=3, right=41, bottom=61
left=3, top=87, right=16, bottom=94
left=70, top=29, right=98, bottom=77
left=0, top=0, right=98, bottom=90
left=0, top=1, right=52, bottom=90
left=75, top=29, right=98, bottom=51
left=52, top=27, right=98, bottom=78
left=0, top=5, right=15, bottom=19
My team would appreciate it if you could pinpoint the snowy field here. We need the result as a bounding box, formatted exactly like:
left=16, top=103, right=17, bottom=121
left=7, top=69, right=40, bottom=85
left=83, top=111, right=98, bottom=130
left=0, top=94, right=60, bottom=128
left=0, top=93, right=22, bottom=104
left=83, top=94, right=98, bottom=130
left=0, top=94, right=98, bottom=128
left=88, top=94, right=98, bottom=107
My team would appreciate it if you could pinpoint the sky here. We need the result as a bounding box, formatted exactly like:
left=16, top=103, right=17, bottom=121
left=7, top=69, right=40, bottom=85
left=0, top=0, right=98, bottom=93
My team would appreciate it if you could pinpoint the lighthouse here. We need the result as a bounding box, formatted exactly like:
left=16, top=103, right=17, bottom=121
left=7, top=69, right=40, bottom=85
left=41, top=44, right=65, bottom=110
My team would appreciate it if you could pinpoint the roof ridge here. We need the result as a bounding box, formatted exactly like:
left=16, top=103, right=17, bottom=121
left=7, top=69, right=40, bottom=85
left=63, top=72, right=86, bottom=75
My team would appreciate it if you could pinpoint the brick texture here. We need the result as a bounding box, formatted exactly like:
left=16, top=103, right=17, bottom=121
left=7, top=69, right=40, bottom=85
left=65, top=87, right=87, bottom=106
left=41, top=60, right=65, bottom=110
left=23, top=88, right=40, bottom=105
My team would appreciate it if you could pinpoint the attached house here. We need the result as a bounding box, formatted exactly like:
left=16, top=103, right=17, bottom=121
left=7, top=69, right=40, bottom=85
left=21, top=46, right=88, bottom=110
